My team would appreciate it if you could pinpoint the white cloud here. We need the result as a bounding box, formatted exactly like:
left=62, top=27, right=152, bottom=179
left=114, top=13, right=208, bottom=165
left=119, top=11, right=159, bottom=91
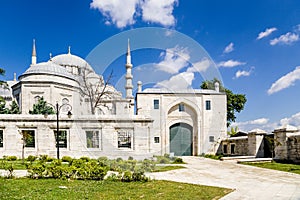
left=270, top=32, right=299, bottom=45
left=155, top=46, right=190, bottom=74
left=141, top=0, right=178, bottom=27
left=233, top=112, right=300, bottom=133
left=235, top=67, right=254, bottom=79
left=154, top=72, right=194, bottom=90
left=90, top=0, right=139, bottom=28
left=90, top=0, right=178, bottom=28
left=235, top=70, right=250, bottom=78
left=233, top=118, right=269, bottom=126
left=187, top=58, right=211, bottom=73
left=218, top=60, right=246, bottom=68
left=280, top=112, right=300, bottom=127
left=231, top=118, right=275, bottom=132
left=257, top=27, right=277, bottom=40
left=223, top=42, right=234, bottom=53
left=267, top=66, right=300, bottom=95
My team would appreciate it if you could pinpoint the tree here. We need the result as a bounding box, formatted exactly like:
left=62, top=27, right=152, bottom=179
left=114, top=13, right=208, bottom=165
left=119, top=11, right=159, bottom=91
left=227, top=126, right=239, bottom=137
left=0, top=96, right=9, bottom=114
left=19, top=130, right=34, bottom=162
left=80, top=68, right=114, bottom=114
left=29, top=96, right=55, bottom=115
left=8, top=100, right=20, bottom=114
left=200, top=78, right=247, bottom=127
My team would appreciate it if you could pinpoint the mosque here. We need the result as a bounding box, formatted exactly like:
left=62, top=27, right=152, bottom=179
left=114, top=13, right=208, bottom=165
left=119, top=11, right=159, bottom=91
left=0, top=40, right=227, bottom=159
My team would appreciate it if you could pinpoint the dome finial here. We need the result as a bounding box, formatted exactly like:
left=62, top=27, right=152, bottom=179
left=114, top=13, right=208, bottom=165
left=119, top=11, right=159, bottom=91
left=68, top=46, right=71, bottom=54
left=31, top=39, right=37, bottom=65
left=49, top=52, right=52, bottom=60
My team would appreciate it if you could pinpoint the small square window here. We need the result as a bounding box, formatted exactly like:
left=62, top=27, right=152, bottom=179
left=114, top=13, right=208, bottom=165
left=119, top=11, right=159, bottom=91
left=206, top=100, right=211, bottom=110
left=154, top=137, right=160, bottom=143
left=209, top=136, right=214, bottom=142
left=154, top=99, right=159, bottom=109
left=179, top=104, right=185, bottom=112
left=21, top=130, right=35, bottom=148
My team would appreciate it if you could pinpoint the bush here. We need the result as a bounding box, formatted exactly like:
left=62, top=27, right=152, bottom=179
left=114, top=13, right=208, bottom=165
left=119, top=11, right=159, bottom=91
left=39, top=155, right=52, bottom=162
left=121, top=171, right=133, bottom=182
left=159, top=157, right=169, bottom=164
left=26, top=155, right=37, bottom=162
left=172, top=157, right=184, bottom=164
left=80, top=156, right=90, bottom=162
left=3, top=161, right=14, bottom=179
left=128, top=156, right=134, bottom=160
left=28, top=163, right=46, bottom=179
left=61, top=156, right=73, bottom=163
left=132, top=171, right=149, bottom=182
left=141, top=159, right=156, bottom=172
left=204, top=154, right=223, bottom=160
left=6, top=156, right=17, bottom=161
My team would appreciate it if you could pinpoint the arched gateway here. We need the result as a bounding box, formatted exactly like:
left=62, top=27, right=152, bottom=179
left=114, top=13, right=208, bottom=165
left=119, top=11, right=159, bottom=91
left=169, top=123, right=193, bottom=156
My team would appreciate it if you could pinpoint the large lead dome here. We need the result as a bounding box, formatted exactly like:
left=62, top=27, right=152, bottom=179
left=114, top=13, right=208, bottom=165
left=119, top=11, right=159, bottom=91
left=51, top=52, right=94, bottom=73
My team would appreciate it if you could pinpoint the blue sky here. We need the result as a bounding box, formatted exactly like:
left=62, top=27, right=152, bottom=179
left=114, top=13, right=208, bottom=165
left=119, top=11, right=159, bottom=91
left=1, top=0, right=300, bottom=132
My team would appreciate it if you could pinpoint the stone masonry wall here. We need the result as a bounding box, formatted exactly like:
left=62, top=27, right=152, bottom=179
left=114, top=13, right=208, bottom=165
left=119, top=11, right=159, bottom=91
left=287, top=134, right=300, bottom=163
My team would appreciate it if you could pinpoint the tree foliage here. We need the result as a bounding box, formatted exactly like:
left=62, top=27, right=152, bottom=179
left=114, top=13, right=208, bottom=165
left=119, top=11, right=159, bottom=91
left=200, top=79, right=247, bottom=127
left=29, top=97, right=55, bottom=115
left=0, top=97, right=20, bottom=114
left=80, top=68, right=113, bottom=114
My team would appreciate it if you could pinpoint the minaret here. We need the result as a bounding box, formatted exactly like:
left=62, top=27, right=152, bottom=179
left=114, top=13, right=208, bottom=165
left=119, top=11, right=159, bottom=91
left=31, top=39, right=37, bottom=65
left=125, top=39, right=134, bottom=100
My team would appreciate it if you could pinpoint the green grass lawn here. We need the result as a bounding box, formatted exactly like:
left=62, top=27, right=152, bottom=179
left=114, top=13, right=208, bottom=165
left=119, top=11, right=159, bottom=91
left=242, top=161, right=300, bottom=175
left=0, top=178, right=232, bottom=200
left=153, top=165, right=186, bottom=172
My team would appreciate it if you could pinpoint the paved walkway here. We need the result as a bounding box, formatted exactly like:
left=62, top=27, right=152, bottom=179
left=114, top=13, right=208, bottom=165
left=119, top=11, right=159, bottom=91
left=148, top=157, right=300, bottom=200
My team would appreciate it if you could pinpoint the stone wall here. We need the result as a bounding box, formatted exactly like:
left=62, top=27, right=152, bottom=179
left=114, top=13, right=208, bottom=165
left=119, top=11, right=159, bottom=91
left=287, top=134, right=300, bottom=163
left=218, top=136, right=248, bottom=156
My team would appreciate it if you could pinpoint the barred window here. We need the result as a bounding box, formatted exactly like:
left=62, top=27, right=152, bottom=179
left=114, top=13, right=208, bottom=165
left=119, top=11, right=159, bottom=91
left=54, top=130, right=67, bottom=148
left=179, top=103, right=185, bottom=112
left=117, top=130, right=132, bottom=148
left=154, top=99, right=159, bottom=109
left=22, top=130, right=35, bottom=148
left=86, top=130, right=100, bottom=148
left=206, top=100, right=211, bottom=110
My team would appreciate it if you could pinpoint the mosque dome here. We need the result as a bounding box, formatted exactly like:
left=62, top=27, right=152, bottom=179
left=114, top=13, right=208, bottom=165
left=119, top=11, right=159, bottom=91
left=51, top=52, right=94, bottom=72
left=19, top=61, right=76, bottom=80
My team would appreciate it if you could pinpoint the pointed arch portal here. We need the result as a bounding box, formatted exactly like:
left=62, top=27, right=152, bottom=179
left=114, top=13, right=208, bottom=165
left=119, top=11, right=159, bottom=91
left=169, top=123, right=193, bottom=156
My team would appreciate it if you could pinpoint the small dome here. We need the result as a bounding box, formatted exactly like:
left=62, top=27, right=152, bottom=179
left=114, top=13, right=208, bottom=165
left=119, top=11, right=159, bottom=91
left=51, top=53, right=94, bottom=72
left=20, top=61, right=76, bottom=80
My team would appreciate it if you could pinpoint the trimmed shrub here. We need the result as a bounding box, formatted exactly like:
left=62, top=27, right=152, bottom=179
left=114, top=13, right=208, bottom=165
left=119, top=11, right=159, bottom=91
left=173, top=157, right=184, bottom=164
left=121, top=171, right=133, bottom=182
left=61, top=156, right=73, bottom=163
left=80, top=156, right=90, bottom=162
left=6, top=156, right=17, bottom=161
left=26, top=155, right=37, bottom=162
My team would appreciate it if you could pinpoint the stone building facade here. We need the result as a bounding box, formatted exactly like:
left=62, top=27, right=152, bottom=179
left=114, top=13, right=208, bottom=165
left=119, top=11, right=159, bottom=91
left=0, top=41, right=227, bottom=159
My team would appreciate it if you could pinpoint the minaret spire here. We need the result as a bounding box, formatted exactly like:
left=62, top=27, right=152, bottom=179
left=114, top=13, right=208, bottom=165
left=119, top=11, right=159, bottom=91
left=31, top=39, right=37, bottom=65
left=125, top=39, right=134, bottom=100
left=126, top=39, right=131, bottom=65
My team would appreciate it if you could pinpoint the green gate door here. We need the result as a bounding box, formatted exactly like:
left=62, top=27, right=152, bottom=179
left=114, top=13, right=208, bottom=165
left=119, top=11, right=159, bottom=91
left=169, top=123, right=193, bottom=156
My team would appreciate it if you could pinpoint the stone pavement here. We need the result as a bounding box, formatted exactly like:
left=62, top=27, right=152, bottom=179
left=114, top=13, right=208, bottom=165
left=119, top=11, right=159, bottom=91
left=148, top=156, right=300, bottom=200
